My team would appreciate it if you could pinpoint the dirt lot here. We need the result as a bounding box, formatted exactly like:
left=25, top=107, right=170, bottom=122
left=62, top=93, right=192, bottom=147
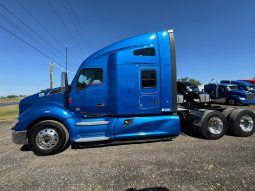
left=0, top=106, right=255, bottom=191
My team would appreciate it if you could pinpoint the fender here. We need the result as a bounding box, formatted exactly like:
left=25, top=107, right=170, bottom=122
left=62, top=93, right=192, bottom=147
left=15, top=102, right=75, bottom=131
left=227, top=95, right=241, bottom=101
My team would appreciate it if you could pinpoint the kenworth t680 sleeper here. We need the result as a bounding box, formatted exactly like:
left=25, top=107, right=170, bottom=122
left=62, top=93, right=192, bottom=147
left=12, top=29, right=255, bottom=155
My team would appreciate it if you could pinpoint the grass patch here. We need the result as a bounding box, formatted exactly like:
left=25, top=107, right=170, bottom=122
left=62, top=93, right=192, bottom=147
left=0, top=105, right=18, bottom=122
left=0, top=97, right=22, bottom=103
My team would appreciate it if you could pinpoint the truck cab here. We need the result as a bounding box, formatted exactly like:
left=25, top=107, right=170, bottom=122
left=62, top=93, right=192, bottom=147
left=204, top=83, right=255, bottom=105
left=221, top=80, right=255, bottom=94
left=177, top=81, right=210, bottom=107
left=12, top=30, right=180, bottom=155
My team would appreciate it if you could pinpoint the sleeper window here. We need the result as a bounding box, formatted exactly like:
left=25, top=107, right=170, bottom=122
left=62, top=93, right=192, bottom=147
left=77, top=68, right=103, bottom=90
left=141, top=70, right=156, bottom=88
left=134, top=48, right=155, bottom=56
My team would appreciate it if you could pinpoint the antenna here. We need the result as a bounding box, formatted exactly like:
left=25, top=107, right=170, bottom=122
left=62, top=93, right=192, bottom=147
left=65, top=45, right=68, bottom=73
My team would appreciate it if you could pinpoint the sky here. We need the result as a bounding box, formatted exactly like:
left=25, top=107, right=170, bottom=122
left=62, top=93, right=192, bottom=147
left=0, top=0, right=255, bottom=96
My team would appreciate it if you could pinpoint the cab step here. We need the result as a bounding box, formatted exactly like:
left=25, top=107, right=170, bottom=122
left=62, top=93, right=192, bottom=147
left=74, top=136, right=110, bottom=143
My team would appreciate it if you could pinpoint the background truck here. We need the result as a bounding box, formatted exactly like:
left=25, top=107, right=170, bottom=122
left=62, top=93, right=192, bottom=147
left=204, top=83, right=255, bottom=105
left=242, top=79, right=255, bottom=84
left=11, top=29, right=255, bottom=156
left=177, top=81, right=210, bottom=107
left=221, top=80, right=255, bottom=94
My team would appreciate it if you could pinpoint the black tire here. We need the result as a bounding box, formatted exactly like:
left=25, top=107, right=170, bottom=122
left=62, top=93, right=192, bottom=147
left=227, top=99, right=236, bottom=106
left=222, top=107, right=236, bottom=118
left=228, top=109, right=255, bottom=137
left=28, top=120, right=70, bottom=156
left=198, top=110, right=228, bottom=140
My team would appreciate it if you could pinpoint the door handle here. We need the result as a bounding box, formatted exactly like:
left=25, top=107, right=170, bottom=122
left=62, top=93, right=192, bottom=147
left=96, top=104, right=105, bottom=108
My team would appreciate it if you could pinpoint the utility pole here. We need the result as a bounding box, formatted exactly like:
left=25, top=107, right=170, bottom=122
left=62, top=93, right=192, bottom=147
left=50, top=63, right=54, bottom=89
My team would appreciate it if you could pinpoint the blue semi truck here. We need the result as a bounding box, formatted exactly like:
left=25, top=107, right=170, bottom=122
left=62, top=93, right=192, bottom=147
left=204, top=83, right=255, bottom=105
left=12, top=29, right=255, bottom=155
left=220, top=80, right=255, bottom=94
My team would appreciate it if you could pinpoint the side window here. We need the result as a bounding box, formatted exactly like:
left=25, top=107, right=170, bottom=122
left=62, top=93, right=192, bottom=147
left=219, top=87, right=224, bottom=92
left=134, top=48, right=155, bottom=56
left=141, top=70, right=156, bottom=88
left=77, top=68, right=103, bottom=90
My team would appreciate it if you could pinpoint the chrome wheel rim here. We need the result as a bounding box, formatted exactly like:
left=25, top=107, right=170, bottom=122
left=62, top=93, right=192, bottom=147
left=36, top=128, right=59, bottom=150
left=208, top=117, right=224, bottom=135
left=240, top=115, right=254, bottom=132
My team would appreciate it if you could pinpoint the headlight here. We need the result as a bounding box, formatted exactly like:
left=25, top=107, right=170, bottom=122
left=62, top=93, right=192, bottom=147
left=239, top=97, right=246, bottom=100
left=193, top=99, right=200, bottom=102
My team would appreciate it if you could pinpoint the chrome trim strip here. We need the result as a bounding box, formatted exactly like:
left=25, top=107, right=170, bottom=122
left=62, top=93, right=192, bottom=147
left=12, top=130, right=27, bottom=145
left=168, top=29, right=177, bottom=113
left=74, top=136, right=110, bottom=142
left=76, top=121, right=110, bottom=126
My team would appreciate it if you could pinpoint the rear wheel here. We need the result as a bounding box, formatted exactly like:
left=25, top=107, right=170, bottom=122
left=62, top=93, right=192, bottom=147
left=28, top=120, right=70, bottom=156
left=222, top=107, right=236, bottom=118
left=198, top=110, right=228, bottom=139
left=228, top=109, right=255, bottom=137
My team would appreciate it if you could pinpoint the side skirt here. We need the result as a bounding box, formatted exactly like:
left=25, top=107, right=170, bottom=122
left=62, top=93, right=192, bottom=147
left=71, top=135, right=178, bottom=148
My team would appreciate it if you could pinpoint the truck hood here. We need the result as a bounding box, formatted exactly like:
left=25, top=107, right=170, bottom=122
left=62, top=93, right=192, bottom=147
left=228, top=90, right=251, bottom=97
left=184, top=91, right=209, bottom=100
left=192, top=91, right=209, bottom=98
left=19, top=87, right=65, bottom=115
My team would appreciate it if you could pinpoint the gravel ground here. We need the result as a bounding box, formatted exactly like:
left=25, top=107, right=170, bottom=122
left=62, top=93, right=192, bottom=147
left=0, top=106, right=255, bottom=191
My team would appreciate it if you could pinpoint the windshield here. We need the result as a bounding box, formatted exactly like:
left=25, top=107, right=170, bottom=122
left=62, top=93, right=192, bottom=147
left=187, top=85, right=199, bottom=92
left=225, top=86, right=238, bottom=91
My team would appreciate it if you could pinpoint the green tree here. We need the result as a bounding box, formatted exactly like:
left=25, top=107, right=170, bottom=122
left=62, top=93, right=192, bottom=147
left=7, top=95, right=18, bottom=98
left=178, top=77, right=202, bottom=85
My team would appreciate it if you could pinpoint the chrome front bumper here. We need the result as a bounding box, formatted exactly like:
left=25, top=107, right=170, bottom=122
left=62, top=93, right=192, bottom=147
left=11, top=130, right=27, bottom=145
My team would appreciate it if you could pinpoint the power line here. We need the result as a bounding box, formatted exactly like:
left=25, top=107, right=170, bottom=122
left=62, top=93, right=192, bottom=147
left=0, top=25, right=72, bottom=73
left=0, top=1, right=73, bottom=71
left=0, top=11, right=39, bottom=44
left=47, top=0, right=86, bottom=55
left=0, top=25, right=54, bottom=61
left=61, top=0, right=89, bottom=53
left=66, top=0, right=92, bottom=52
left=15, top=0, right=81, bottom=65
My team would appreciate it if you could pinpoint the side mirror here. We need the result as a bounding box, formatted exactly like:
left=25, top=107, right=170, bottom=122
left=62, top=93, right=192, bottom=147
left=61, top=72, right=68, bottom=90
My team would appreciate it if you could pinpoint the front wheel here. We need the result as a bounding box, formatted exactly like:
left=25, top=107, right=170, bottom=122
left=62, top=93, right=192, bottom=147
left=227, top=99, right=236, bottom=106
left=28, top=120, right=70, bottom=156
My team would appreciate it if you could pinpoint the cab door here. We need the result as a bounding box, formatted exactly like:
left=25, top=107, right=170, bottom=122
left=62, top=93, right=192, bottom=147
left=69, top=68, right=108, bottom=116
left=218, top=87, right=227, bottom=98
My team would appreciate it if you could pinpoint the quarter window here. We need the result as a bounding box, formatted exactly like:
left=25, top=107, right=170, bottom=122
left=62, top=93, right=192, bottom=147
left=134, top=48, right=155, bottom=56
left=77, top=68, right=103, bottom=90
left=141, top=70, right=156, bottom=88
